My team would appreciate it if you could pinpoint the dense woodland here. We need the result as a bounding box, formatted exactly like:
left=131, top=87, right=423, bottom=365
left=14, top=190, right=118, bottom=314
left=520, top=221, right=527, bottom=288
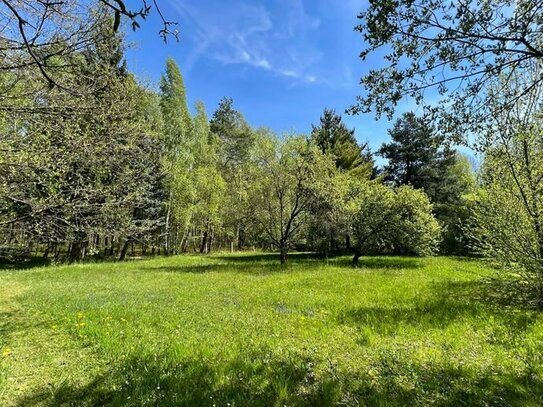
left=2, top=0, right=543, bottom=307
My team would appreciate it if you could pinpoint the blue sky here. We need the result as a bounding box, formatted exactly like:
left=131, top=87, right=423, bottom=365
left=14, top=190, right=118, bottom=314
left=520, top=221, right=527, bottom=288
left=124, top=0, right=429, bottom=155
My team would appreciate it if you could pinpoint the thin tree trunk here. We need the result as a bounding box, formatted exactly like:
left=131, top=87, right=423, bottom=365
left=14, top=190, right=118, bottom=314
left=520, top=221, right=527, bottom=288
left=164, top=195, right=172, bottom=255
left=207, top=228, right=214, bottom=253
left=119, top=239, right=130, bottom=261
left=279, top=242, right=288, bottom=265
left=42, top=244, right=50, bottom=260
left=200, top=225, right=208, bottom=254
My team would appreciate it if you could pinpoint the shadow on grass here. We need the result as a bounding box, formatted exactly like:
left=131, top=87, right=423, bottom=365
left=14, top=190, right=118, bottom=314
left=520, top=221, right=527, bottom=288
left=0, top=257, right=50, bottom=271
left=141, top=252, right=331, bottom=275
left=336, top=256, right=424, bottom=270
left=14, top=352, right=341, bottom=407
left=340, top=278, right=539, bottom=338
left=143, top=254, right=425, bottom=275
left=441, top=278, right=543, bottom=310
left=141, top=262, right=291, bottom=276
left=213, top=252, right=327, bottom=263
left=13, top=349, right=543, bottom=407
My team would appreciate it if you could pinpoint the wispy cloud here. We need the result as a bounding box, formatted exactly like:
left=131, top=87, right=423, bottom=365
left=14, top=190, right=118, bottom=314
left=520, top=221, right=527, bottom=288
left=168, top=0, right=322, bottom=83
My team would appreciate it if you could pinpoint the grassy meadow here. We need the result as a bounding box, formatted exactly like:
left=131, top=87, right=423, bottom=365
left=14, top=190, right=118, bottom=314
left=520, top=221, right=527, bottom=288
left=1, top=253, right=542, bottom=406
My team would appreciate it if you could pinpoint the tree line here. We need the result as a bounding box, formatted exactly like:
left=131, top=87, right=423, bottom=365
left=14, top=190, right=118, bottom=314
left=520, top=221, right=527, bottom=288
left=0, top=10, right=475, bottom=266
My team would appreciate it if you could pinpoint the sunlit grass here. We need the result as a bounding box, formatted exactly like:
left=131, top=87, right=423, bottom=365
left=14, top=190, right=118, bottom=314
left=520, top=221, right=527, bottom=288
left=1, top=253, right=542, bottom=406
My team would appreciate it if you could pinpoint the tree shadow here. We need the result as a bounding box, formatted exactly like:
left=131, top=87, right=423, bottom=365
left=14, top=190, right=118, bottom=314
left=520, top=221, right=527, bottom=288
left=14, top=351, right=342, bottom=407
left=0, top=257, right=50, bottom=271
left=213, top=252, right=327, bottom=263
left=441, top=277, right=543, bottom=310
left=13, top=347, right=543, bottom=407
left=340, top=278, right=539, bottom=337
left=143, top=254, right=425, bottom=275
left=141, top=252, right=332, bottom=275
left=142, top=262, right=290, bottom=275
left=345, top=256, right=423, bottom=270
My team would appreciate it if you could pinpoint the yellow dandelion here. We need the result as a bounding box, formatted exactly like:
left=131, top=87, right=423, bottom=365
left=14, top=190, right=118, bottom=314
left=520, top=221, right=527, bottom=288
left=2, top=348, right=12, bottom=358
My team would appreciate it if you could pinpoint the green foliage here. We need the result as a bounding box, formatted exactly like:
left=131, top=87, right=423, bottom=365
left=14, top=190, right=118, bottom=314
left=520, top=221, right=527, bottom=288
left=347, top=181, right=441, bottom=261
left=159, top=58, right=193, bottom=154
left=471, top=122, right=543, bottom=308
left=1, top=254, right=542, bottom=406
left=351, top=0, right=543, bottom=142
left=379, top=112, right=476, bottom=254
left=248, top=133, right=336, bottom=263
left=310, top=108, right=373, bottom=177
left=208, top=97, right=256, bottom=250
left=0, top=24, right=164, bottom=262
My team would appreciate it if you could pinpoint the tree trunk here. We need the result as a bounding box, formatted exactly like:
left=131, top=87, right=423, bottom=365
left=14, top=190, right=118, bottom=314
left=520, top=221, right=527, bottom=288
left=237, top=226, right=244, bottom=251
left=68, top=237, right=87, bottom=263
left=330, top=231, right=336, bottom=254
left=207, top=229, right=214, bottom=253
left=352, top=246, right=362, bottom=265
left=345, top=233, right=351, bottom=251
left=119, top=239, right=130, bottom=261
left=279, top=242, right=288, bottom=265
left=42, top=244, right=50, bottom=260
left=200, top=225, right=208, bottom=254
left=164, top=194, right=172, bottom=255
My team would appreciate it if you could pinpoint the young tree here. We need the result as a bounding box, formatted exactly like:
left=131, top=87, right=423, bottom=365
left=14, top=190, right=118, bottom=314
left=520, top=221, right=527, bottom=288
left=159, top=58, right=193, bottom=254
left=347, top=181, right=441, bottom=264
left=210, top=97, right=255, bottom=250
left=249, top=133, right=334, bottom=264
left=307, top=109, right=374, bottom=254
left=471, top=70, right=543, bottom=307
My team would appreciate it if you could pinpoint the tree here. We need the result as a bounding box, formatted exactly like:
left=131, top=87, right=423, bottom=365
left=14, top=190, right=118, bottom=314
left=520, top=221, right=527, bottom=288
left=249, top=133, right=334, bottom=264
left=310, top=108, right=373, bottom=176
left=470, top=72, right=543, bottom=307
left=351, top=0, right=543, bottom=141
left=378, top=112, right=441, bottom=189
left=0, top=25, right=164, bottom=262
left=159, top=58, right=193, bottom=254
left=0, top=0, right=177, bottom=89
left=210, top=97, right=255, bottom=250
left=190, top=102, right=225, bottom=254
left=307, top=109, right=374, bottom=254
left=347, top=181, right=441, bottom=264
left=379, top=112, right=476, bottom=253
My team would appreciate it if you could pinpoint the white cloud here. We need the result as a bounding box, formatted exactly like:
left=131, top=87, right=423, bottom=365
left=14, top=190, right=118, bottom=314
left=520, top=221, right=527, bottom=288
left=168, top=0, right=321, bottom=84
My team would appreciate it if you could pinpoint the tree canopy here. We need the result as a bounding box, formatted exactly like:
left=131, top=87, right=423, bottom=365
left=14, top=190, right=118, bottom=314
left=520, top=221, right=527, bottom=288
left=351, top=0, right=543, bottom=141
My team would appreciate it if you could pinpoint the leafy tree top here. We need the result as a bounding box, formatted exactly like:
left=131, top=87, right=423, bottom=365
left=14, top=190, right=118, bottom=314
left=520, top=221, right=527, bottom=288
left=310, top=108, right=373, bottom=177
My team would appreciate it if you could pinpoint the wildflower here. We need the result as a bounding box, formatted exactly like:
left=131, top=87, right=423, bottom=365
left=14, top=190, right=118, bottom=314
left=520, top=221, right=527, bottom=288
left=77, top=312, right=85, bottom=319
left=2, top=348, right=12, bottom=357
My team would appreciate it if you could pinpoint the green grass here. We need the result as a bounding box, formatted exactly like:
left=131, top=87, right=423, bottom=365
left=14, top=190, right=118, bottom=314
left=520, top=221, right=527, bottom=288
left=0, top=253, right=542, bottom=406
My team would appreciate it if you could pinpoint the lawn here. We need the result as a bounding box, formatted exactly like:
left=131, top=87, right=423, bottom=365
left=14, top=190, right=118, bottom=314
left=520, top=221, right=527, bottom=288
left=0, top=253, right=542, bottom=406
